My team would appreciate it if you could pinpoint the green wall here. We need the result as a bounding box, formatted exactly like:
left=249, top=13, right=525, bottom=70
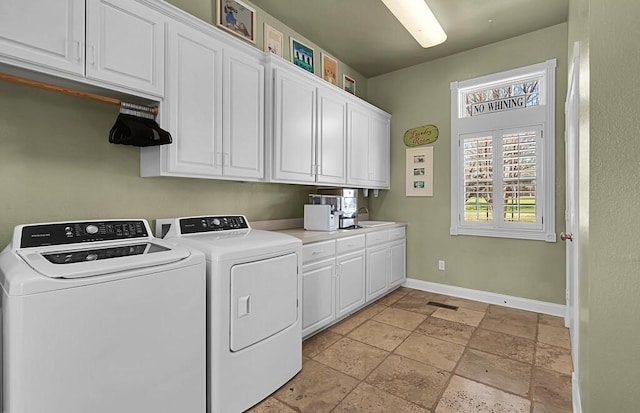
left=0, top=80, right=314, bottom=245
left=569, top=0, right=640, bottom=411
left=366, top=24, right=568, bottom=304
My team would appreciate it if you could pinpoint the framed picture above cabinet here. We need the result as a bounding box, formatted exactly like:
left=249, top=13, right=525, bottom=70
left=290, top=38, right=315, bottom=74
left=264, top=23, right=283, bottom=57
left=216, top=0, right=256, bottom=43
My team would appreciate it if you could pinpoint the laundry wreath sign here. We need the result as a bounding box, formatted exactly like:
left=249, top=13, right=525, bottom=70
left=403, top=124, right=438, bottom=146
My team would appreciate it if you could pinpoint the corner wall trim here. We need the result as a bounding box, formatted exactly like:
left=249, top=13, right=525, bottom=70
left=572, top=372, right=582, bottom=413
left=403, top=278, right=566, bottom=317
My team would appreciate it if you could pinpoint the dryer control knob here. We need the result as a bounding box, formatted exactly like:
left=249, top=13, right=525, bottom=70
left=86, top=225, right=99, bottom=235
left=212, top=218, right=221, bottom=226
left=85, top=253, right=98, bottom=261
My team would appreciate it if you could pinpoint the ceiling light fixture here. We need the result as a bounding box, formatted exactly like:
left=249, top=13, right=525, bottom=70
left=381, top=0, right=447, bottom=48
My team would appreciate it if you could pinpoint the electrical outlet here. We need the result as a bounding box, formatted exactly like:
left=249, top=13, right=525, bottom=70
left=438, top=260, right=445, bottom=271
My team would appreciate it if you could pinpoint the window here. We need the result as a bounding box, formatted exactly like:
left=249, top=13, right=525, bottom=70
left=450, top=60, right=556, bottom=242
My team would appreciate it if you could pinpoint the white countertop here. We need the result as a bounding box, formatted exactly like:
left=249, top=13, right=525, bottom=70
left=274, top=222, right=406, bottom=244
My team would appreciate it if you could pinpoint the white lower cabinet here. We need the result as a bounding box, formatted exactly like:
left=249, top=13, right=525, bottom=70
left=301, top=228, right=405, bottom=338
left=365, top=227, right=407, bottom=303
left=301, top=257, right=336, bottom=337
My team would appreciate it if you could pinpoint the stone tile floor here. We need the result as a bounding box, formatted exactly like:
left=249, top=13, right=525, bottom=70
left=247, top=287, right=573, bottom=413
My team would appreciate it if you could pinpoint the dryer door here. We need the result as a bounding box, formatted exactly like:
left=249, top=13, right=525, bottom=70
left=230, top=252, right=298, bottom=352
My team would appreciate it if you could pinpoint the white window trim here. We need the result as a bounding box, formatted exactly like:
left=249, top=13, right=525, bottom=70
left=450, top=60, right=557, bottom=242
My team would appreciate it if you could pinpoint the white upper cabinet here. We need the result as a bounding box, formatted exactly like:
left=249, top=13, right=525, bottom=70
left=0, top=0, right=165, bottom=98
left=162, top=21, right=223, bottom=177
left=86, top=0, right=165, bottom=96
left=271, top=65, right=317, bottom=183
left=347, top=102, right=391, bottom=189
left=141, top=19, right=265, bottom=181
left=270, top=62, right=350, bottom=185
left=0, top=0, right=85, bottom=75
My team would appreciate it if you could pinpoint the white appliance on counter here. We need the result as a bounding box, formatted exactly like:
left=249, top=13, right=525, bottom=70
left=0, top=219, right=206, bottom=413
left=304, top=204, right=338, bottom=231
left=156, top=215, right=302, bottom=413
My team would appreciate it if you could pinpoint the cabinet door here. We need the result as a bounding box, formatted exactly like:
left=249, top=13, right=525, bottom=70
left=302, top=258, right=336, bottom=337
left=86, top=0, right=165, bottom=96
left=366, top=245, right=388, bottom=302
left=272, top=67, right=316, bottom=183
left=346, top=104, right=371, bottom=187
left=317, top=87, right=347, bottom=185
left=389, top=240, right=406, bottom=289
left=336, top=250, right=366, bottom=318
left=369, top=114, right=391, bottom=188
left=164, top=22, right=223, bottom=176
left=0, top=0, right=84, bottom=75
left=223, top=50, right=264, bottom=179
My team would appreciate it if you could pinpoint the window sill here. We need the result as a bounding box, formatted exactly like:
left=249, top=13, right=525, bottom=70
left=450, top=227, right=557, bottom=242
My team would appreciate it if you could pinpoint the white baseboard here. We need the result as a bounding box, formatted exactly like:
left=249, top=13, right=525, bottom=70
left=403, top=278, right=566, bottom=317
left=572, top=372, right=582, bottom=413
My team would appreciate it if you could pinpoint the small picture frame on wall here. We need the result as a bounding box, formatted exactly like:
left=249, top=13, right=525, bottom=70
left=343, top=74, right=356, bottom=95
left=263, top=23, right=283, bottom=57
left=290, top=37, right=315, bottom=74
left=216, top=0, right=256, bottom=44
left=321, top=53, right=338, bottom=86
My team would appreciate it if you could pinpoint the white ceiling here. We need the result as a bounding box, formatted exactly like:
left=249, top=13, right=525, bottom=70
left=251, top=0, right=569, bottom=78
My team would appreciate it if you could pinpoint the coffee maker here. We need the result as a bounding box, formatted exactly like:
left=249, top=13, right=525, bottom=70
left=308, top=188, right=359, bottom=229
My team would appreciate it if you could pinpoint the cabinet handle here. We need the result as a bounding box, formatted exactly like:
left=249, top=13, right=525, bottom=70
left=75, top=40, right=83, bottom=62
left=87, top=45, right=96, bottom=66
left=215, top=152, right=223, bottom=165
left=312, top=251, right=321, bottom=255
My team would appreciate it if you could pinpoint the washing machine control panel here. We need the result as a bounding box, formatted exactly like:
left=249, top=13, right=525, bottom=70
left=179, top=215, right=249, bottom=234
left=20, top=220, right=149, bottom=248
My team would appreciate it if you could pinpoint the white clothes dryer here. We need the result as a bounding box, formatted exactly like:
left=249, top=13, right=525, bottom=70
left=0, top=219, right=206, bottom=413
left=157, top=215, right=302, bottom=413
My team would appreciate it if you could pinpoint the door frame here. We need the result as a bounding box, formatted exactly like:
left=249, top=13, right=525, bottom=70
left=565, top=41, right=580, bottom=375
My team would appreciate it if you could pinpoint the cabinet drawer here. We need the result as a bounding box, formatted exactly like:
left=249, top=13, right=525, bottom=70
left=303, top=240, right=336, bottom=263
left=336, top=234, right=365, bottom=254
left=388, top=226, right=406, bottom=241
left=366, top=230, right=389, bottom=247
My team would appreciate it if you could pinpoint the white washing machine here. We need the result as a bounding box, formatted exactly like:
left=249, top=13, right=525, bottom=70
left=157, top=215, right=302, bottom=413
left=0, top=219, right=206, bottom=413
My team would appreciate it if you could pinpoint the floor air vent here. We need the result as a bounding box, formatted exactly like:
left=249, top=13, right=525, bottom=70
left=427, top=301, right=459, bottom=311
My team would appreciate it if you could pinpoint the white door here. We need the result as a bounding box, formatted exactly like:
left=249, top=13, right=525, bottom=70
left=86, top=0, right=165, bottom=96
left=0, top=0, right=85, bottom=75
left=272, top=67, right=317, bottom=183
left=223, top=50, right=264, bottom=179
left=366, top=245, right=388, bottom=302
left=301, top=258, right=335, bottom=336
left=564, top=42, right=580, bottom=375
left=369, top=113, right=391, bottom=188
left=389, top=240, right=406, bottom=288
left=230, top=253, right=298, bottom=352
left=346, top=104, right=371, bottom=186
left=164, top=21, right=223, bottom=176
left=336, top=250, right=366, bottom=318
left=317, top=87, right=347, bottom=185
